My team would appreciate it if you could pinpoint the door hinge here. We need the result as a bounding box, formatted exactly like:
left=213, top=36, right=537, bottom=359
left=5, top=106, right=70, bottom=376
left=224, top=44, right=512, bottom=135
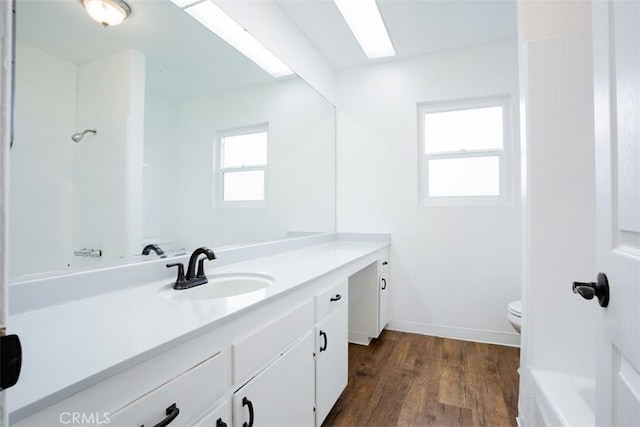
left=0, top=334, right=22, bottom=390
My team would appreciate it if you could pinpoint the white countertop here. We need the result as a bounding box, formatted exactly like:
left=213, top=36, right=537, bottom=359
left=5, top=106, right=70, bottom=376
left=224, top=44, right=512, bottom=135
left=8, top=237, right=389, bottom=418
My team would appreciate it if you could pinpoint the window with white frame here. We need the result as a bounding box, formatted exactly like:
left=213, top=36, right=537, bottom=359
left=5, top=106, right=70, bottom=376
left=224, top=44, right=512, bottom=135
left=217, top=125, right=268, bottom=205
left=418, top=97, right=511, bottom=204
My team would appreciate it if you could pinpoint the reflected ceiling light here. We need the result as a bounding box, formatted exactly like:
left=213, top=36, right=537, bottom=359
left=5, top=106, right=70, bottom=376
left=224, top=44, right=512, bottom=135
left=82, top=0, right=131, bottom=27
left=170, top=0, right=294, bottom=78
left=333, top=0, right=395, bottom=59
left=169, top=0, right=199, bottom=7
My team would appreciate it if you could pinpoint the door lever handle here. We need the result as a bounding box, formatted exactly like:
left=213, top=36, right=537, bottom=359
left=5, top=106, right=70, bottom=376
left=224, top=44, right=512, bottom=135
left=573, top=283, right=595, bottom=299
left=572, top=272, right=610, bottom=307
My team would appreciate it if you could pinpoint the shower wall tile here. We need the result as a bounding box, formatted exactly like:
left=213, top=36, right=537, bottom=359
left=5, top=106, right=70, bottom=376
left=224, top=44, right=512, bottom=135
left=558, top=105, right=591, bottom=131
left=558, top=128, right=593, bottom=155
left=529, top=108, right=559, bottom=133
left=528, top=38, right=558, bottom=63
left=558, top=153, right=591, bottom=178
left=528, top=131, right=559, bottom=157
left=529, top=156, right=560, bottom=179
left=526, top=31, right=596, bottom=378
left=530, top=178, right=563, bottom=204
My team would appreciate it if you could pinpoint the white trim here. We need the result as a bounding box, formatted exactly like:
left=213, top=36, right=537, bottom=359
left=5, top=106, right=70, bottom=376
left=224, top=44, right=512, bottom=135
left=516, top=0, right=533, bottom=424
left=0, top=1, right=12, bottom=421
left=336, top=232, right=391, bottom=243
left=386, top=320, right=521, bottom=347
left=417, top=95, right=513, bottom=206
left=214, top=123, right=269, bottom=207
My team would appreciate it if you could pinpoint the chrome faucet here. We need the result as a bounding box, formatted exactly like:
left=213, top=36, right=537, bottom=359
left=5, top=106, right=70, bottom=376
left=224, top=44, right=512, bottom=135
left=167, top=247, right=216, bottom=290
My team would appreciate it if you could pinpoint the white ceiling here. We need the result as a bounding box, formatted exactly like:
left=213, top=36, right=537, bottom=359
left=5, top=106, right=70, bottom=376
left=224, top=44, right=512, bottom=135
left=17, top=0, right=518, bottom=99
left=276, top=0, right=518, bottom=70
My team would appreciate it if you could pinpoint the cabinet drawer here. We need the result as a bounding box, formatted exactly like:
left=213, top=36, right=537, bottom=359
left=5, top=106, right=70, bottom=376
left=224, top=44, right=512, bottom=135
left=105, top=352, right=225, bottom=426
left=232, top=300, right=313, bottom=384
left=315, top=280, right=347, bottom=321
left=193, top=401, right=230, bottom=427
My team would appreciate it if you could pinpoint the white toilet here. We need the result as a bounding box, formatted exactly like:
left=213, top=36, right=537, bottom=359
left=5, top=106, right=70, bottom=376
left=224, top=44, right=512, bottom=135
left=507, top=300, right=522, bottom=334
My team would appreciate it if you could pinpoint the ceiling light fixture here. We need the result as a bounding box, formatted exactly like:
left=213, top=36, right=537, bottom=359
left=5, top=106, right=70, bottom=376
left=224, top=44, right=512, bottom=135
left=82, top=0, right=131, bottom=27
left=170, top=0, right=294, bottom=78
left=333, top=0, right=395, bottom=59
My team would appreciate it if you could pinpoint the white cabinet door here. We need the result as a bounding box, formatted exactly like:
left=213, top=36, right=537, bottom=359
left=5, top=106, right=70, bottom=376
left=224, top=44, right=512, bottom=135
left=233, top=332, right=315, bottom=427
left=315, top=304, right=348, bottom=425
left=378, top=272, right=389, bottom=334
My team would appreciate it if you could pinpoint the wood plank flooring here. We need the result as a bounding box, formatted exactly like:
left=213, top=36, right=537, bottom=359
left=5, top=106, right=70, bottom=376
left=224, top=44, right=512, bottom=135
left=323, top=330, right=520, bottom=427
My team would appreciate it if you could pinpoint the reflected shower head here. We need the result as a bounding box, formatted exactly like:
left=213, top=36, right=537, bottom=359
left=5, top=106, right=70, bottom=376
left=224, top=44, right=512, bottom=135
left=71, top=129, right=97, bottom=142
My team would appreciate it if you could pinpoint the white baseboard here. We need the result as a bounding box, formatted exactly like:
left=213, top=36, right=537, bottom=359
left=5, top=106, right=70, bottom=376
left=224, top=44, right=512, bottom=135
left=387, top=320, right=521, bottom=347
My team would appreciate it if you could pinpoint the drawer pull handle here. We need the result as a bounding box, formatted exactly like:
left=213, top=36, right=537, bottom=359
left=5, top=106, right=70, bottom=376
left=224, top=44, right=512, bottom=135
left=242, top=397, right=255, bottom=427
left=381, top=278, right=387, bottom=290
left=319, top=330, right=328, bottom=352
left=330, top=294, right=342, bottom=302
left=216, top=418, right=228, bottom=427
left=151, top=403, right=179, bottom=427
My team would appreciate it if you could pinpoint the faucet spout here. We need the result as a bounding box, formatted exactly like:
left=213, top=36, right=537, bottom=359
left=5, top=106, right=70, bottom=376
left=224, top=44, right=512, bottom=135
left=142, top=244, right=165, bottom=257
left=186, top=247, right=216, bottom=280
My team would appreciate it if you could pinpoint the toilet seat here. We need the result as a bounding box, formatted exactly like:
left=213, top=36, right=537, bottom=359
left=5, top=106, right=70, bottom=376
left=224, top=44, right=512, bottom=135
left=508, top=300, right=521, bottom=318
left=507, top=300, right=522, bottom=334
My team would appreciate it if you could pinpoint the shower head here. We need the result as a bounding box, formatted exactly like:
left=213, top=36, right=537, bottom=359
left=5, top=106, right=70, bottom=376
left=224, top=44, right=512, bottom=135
left=71, top=129, right=97, bottom=142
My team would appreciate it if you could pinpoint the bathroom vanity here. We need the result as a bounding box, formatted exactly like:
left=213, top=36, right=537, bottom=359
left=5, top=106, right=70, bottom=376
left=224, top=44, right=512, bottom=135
left=8, top=233, right=390, bottom=426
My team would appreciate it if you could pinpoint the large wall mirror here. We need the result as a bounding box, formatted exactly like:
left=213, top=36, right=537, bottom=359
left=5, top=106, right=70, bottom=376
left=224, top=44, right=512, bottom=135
left=10, top=0, right=336, bottom=278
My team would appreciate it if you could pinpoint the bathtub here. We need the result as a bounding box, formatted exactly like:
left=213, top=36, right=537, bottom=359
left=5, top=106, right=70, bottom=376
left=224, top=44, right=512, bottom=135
left=531, top=370, right=595, bottom=426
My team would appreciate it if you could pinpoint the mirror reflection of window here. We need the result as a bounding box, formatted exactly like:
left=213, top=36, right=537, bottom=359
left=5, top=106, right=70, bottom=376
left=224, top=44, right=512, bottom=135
left=218, top=127, right=268, bottom=204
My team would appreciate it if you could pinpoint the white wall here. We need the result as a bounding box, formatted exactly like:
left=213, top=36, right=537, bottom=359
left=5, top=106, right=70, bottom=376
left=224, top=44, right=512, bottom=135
left=142, top=91, right=180, bottom=248
left=9, top=43, right=77, bottom=276
left=168, top=77, right=335, bottom=250
left=11, top=46, right=148, bottom=276
left=336, top=41, right=522, bottom=346
left=518, top=0, right=597, bottom=424
left=73, top=49, right=146, bottom=268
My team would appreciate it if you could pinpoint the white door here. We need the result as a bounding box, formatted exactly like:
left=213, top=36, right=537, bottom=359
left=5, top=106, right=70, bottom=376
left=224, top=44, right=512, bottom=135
left=233, top=332, right=315, bottom=427
left=593, top=1, right=640, bottom=424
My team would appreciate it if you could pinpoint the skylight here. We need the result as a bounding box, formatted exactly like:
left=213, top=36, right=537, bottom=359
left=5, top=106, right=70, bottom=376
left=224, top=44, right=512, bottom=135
left=333, top=0, right=396, bottom=59
left=170, top=0, right=294, bottom=78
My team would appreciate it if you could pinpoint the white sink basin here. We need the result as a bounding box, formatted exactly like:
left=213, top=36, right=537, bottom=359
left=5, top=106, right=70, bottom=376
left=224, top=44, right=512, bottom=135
left=162, top=273, right=274, bottom=300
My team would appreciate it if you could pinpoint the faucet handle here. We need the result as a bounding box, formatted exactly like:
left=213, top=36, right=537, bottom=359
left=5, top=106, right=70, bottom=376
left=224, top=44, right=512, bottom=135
left=167, top=263, right=186, bottom=288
